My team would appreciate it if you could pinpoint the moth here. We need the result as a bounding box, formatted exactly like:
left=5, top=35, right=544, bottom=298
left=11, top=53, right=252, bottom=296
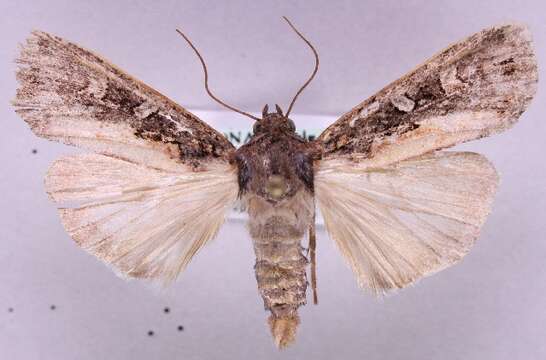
left=13, top=17, right=537, bottom=348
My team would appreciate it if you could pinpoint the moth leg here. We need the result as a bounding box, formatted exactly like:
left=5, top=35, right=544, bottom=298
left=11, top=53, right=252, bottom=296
left=309, top=213, right=318, bottom=305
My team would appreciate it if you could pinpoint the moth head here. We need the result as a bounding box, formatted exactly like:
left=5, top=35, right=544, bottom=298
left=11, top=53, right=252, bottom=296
left=253, top=104, right=296, bottom=135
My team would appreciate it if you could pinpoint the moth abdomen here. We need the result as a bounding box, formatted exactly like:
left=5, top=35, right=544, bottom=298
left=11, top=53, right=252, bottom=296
left=246, top=190, right=314, bottom=348
left=255, top=256, right=308, bottom=306
left=254, top=239, right=308, bottom=348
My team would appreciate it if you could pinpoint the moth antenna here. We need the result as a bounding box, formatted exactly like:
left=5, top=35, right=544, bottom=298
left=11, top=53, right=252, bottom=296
left=176, top=29, right=260, bottom=121
left=282, top=16, right=320, bottom=118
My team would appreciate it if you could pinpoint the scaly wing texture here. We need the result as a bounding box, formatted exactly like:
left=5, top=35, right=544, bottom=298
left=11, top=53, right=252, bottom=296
left=318, top=24, right=537, bottom=167
left=13, top=31, right=239, bottom=281
left=46, top=153, right=238, bottom=282
left=13, top=30, right=234, bottom=171
left=315, top=152, right=498, bottom=294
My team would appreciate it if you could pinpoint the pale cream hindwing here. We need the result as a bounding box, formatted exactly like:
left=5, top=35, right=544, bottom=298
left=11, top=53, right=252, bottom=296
left=315, top=152, right=499, bottom=294
left=46, top=154, right=238, bottom=282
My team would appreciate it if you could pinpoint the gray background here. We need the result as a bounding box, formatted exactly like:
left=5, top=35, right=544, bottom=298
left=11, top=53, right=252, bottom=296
left=1, top=1, right=545, bottom=359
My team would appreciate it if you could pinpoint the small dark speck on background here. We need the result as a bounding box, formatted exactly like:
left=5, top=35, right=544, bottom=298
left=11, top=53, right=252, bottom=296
left=177, top=325, right=184, bottom=332
left=148, top=330, right=154, bottom=337
left=8, top=308, right=14, bottom=313
left=50, top=305, right=56, bottom=310
left=163, top=307, right=170, bottom=314
left=31, top=149, right=37, bottom=154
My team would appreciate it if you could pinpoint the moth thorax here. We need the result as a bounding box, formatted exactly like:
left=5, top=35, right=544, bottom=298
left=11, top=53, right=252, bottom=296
left=265, top=175, right=288, bottom=200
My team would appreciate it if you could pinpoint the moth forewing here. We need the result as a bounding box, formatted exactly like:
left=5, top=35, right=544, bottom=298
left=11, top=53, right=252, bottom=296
left=13, top=30, right=235, bottom=171
left=318, top=23, right=538, bottom=164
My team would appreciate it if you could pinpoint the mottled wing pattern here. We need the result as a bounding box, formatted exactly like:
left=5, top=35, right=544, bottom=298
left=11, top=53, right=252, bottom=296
left=13, top=31, right=234, bottom=171
left=315, top=152, right=498, bottom=293
left=46, top=154, right=238, bottom=282
left=318, top=24, right=537, bottom=167
left=315, top=24, right=537, bottom=293
left=13, top=31, right=239, bottom=282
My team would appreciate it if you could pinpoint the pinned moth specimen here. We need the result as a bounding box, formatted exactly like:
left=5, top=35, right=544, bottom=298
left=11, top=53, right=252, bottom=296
left=13, top=18, right=537, bottom=348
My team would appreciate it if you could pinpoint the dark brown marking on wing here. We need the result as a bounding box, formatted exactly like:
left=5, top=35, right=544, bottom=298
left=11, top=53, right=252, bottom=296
left=318, top=24, right=537, bottom=158
left=14, top=31, right=234, bottom=166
